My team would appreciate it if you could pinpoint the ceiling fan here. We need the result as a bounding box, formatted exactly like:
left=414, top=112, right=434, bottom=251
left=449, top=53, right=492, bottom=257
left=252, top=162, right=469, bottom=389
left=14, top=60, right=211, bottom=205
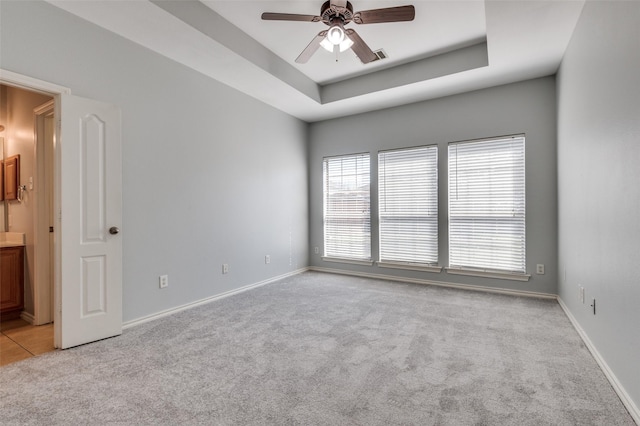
left=261, top=1, right=415, bottom=64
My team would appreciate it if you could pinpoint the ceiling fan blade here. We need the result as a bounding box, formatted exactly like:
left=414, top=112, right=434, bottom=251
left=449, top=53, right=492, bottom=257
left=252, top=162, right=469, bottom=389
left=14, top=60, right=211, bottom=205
left=261, top=12, right=321, bottom=22
left=353, top=5, right=415, bottom=24
left=296, top=31, right=328, bottom=64
left=345, top=29, right=378, bottom=64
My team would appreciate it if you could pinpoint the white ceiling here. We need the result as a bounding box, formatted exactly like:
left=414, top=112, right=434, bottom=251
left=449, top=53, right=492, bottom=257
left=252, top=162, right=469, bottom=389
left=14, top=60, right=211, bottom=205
left=207, top=1, right=488, bottom=84
left=47, top=0, right=585, bottom=122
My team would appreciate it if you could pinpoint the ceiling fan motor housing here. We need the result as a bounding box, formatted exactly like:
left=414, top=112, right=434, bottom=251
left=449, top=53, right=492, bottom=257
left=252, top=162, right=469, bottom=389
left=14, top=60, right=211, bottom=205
left=320, top=1, right=354, bottom=25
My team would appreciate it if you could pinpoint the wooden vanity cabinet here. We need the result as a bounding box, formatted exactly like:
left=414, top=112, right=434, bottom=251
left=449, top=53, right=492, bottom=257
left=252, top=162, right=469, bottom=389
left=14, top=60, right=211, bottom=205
left=0, top=246, right=25, bottom=320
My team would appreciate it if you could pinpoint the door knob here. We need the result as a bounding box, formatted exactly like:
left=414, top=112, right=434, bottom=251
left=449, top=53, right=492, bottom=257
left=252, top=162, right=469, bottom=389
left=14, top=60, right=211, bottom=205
left=109, top=226, right=120, bottom=235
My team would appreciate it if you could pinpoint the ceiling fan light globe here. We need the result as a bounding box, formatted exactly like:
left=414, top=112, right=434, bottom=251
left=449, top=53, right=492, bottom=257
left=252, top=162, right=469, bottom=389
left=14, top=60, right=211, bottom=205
left=320, top=38, right=334, bottom=52
left=327, top=25, right=345, bottom=45
left=339, top=37, right=354, bottom=52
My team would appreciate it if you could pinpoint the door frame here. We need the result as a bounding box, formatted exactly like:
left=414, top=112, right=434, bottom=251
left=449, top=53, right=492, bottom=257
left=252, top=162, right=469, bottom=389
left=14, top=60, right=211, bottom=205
left=0, top=69, right=70, bottom=344
left=33, top=99, right=55, bottom=325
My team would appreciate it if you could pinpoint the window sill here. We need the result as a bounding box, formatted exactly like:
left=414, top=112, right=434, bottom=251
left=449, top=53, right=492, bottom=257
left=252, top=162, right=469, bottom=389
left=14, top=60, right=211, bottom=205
left=445, top=267, right=531, bottom=282
left=377, top=261, right=442, bottom=273
left=322, top=257, right=374, bottom=266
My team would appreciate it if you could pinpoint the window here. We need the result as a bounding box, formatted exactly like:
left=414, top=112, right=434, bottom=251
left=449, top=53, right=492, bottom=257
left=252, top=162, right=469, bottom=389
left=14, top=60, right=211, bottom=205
left=378, top=146, right=438, bottom=265
left=448, top=135, right=526, bottom=274
left=323, top=153, right=371, bottom=261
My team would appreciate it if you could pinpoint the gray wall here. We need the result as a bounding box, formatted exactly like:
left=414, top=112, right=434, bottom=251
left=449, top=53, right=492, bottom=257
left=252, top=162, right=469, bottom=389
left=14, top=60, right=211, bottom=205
left=309, top=77, right=558, bottom=295
left=557, top=1, right=640, bottom=411
left=0, top=1, right=309, bottom=322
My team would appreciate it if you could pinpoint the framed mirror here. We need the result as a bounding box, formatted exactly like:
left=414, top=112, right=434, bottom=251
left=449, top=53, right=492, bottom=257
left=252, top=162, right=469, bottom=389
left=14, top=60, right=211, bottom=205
left=4, top=154, right=19, bottom=200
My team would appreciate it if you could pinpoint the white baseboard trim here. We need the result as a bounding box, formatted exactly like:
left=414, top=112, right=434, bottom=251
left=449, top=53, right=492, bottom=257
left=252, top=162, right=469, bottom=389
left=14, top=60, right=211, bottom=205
left=123, top=268, right=309, bottom=329
left=557, top=297, right=640, bottom=424
left=309, top=266, right=556, bottom=299
left=20, top=311, right=35, bottom=325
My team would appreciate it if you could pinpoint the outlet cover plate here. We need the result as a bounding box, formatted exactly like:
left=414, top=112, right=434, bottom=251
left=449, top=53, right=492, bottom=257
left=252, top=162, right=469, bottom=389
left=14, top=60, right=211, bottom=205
left=159, top=275, right=168, bottom=289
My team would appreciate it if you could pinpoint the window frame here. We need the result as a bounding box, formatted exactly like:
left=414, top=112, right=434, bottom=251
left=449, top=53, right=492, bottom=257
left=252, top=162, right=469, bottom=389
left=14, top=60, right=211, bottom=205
left=447, top=135, right=529, bottom=280
left=322, top=152, right=372, bottom=264
left=377, top=144, right=440, bottom=271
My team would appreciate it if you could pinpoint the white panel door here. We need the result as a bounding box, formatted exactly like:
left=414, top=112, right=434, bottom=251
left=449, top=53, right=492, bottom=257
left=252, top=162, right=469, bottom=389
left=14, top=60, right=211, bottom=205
left=57, top=94, right=122, bottom=349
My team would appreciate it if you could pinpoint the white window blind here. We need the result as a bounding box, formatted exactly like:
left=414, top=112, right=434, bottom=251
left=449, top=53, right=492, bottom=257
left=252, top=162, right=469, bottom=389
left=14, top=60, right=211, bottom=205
left=323, top=154, right=371, bottom=260
left=448, top=136, right=526, bottom=273
left=378, top=146, right=438, bottom=265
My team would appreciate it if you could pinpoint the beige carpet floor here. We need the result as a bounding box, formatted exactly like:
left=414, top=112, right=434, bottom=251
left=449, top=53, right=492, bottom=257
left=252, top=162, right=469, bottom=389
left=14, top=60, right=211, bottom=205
left=0, top=272, right=634, bottom=425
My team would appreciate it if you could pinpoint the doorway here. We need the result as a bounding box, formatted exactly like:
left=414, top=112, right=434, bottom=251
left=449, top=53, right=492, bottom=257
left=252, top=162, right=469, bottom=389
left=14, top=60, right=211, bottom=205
left=0, top=84, right=56, bottom=363
left=0, top=84, right=55, bottom=345
left=1, top=69, right=123, bottom=351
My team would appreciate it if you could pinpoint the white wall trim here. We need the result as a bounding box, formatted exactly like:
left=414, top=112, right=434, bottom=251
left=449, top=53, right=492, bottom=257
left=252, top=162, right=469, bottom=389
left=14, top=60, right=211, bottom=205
left=557, top=297, right=640, bottom=425
left=0, top=69, right=71, bottom=95
left=32, top=100, right=55, bottom=326
left=122, top=268, right=309, bottom=329
left=446, top=267, right=531, bottom=282
left=321, top=257, right=374, bottom=266
left=309, top=266, right=556, bottom=299
left=377, top=261, right=442, bottom=273
left=20, top=311, right=35, bottom=325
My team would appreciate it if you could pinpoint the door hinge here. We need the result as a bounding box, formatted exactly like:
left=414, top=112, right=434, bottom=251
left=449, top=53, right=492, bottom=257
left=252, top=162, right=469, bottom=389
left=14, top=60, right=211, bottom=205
left=49, top=226, right=54, bottom=233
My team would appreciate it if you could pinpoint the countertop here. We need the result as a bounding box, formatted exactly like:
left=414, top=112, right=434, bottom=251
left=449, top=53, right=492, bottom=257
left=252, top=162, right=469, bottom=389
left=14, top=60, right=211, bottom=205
left=0, top=232, right=26, bottom=248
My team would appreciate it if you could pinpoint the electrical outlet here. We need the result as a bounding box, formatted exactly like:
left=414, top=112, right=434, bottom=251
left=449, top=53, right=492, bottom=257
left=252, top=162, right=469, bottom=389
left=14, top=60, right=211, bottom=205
left=536, top=264, right=545, bottom=275
left=159, top=275, right=168, bottom=289
left=314, top=247, right=319, bottom=255
left=265, top=255, right=270, bottom=264
left=222, top=264, right=229, bottom=274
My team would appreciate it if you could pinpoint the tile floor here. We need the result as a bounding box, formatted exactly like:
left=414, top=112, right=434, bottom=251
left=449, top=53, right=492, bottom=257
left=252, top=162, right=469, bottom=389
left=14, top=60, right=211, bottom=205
left=0, top=319, right=56, bottom=367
